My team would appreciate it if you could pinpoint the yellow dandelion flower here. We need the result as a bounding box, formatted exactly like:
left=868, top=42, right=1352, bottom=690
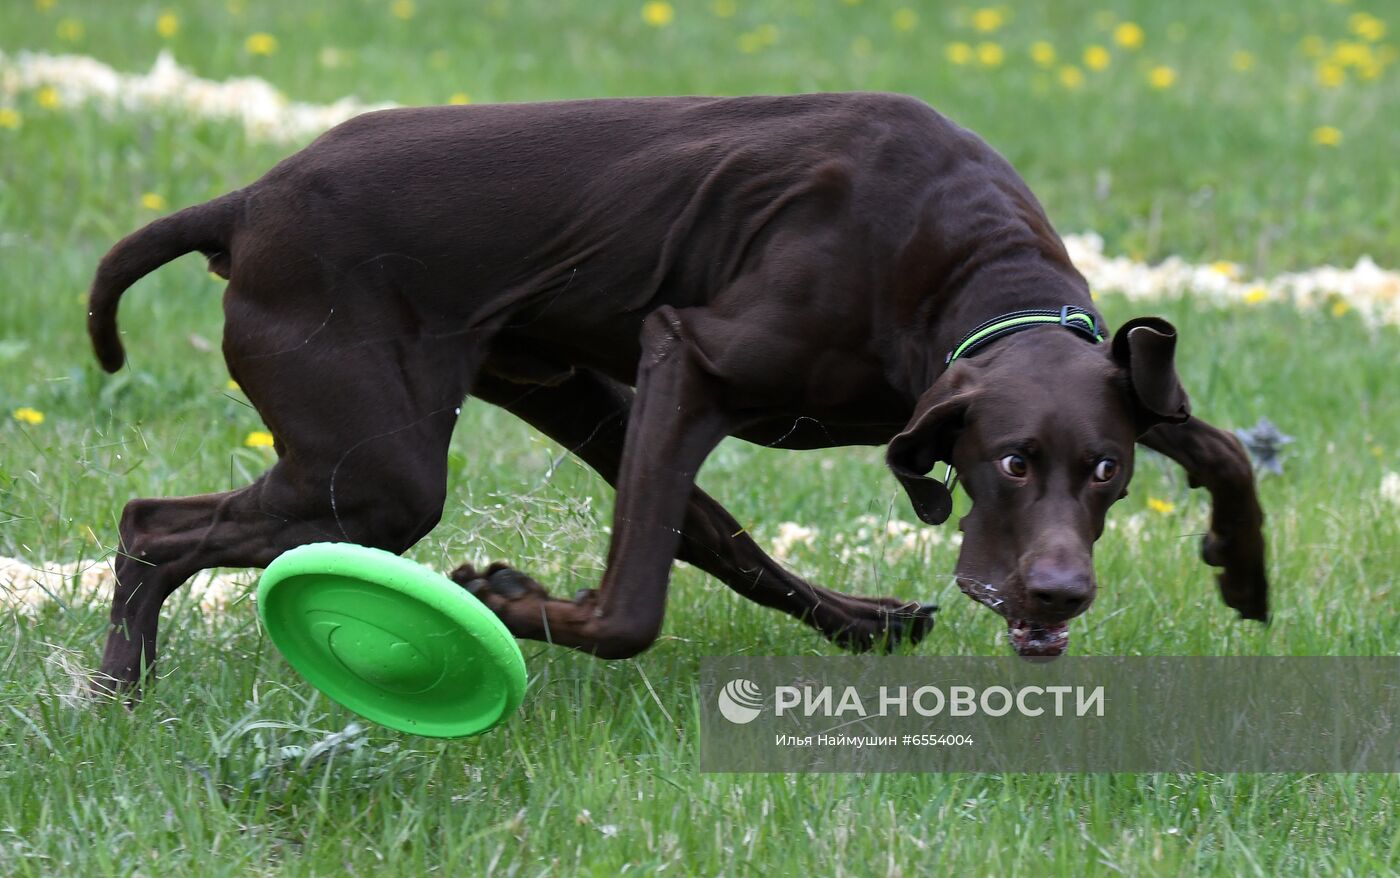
left=156, top=11, right=179, bottom=38
left=56, top=17, right=84, bottom=42
left=36, top=0, right=57, bottom=10
left=712, top=0, right=737, bottom=17
left=977, top=42, right=1004, bottom=67
left=449, top=92, right=471, bottom=105
left=1331, top=298, right=1351, bottom=317
left=971, top=8, right=1005, bottom=33
left=1244, top=286, right=1269, bottom=304
left=1312, top=125, right=1343, bottom=146
left=1058, top=65, right=1085, bottom=88
left=946, top=41, right=974, bottom=65
left=1210, top=261, right=1238, bottom=278
left=0, top=108, right=20, bottom=130
left=226, top=379, right=242, bottom=391
left=1316, top=63, right=1346, bottom=87
left=1148, top=65, right=1176, bottom=89
left=1231, top=50, right=1256, bottom=72
left=1349, top=12, right=1386, bottom=42
left=13, top=407, right=45, bottom=426
left=1083, top=45, right=1111, bottom=71
left=37, top=87, right=60, bottom=109
left=1113, top=22, right=1145, bottom=50
left=1030, top=41, right=1056, bottom=67
left=1147, top=497, right=1175, bottom=515
left=1332, top=41, right=1373, bottom=67
left=737, top=31, right=763, bottom=53
left=244, top=430, right=275, bottom=448
left=641, top=1, right=674, bottom=27
left=391, top=0, right=416, bottom=20
left=893, top=8, right=918, bottom=32
left=141, top=192, right=167, bottom=210
left=245, top=32, right=278, bottom=55
left=1358, top=60, right=1382, bottom=80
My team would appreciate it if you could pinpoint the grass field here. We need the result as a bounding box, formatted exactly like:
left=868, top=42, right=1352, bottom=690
left=3, top=1, right=1400, bottom=875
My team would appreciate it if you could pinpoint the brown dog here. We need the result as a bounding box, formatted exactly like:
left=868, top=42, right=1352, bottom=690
left=87, top=93, right=1268, bottom=690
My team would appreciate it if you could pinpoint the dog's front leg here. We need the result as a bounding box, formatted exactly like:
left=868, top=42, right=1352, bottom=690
left=1139, top=417, right=1269, bottom=621
left=470, top=368, right=937, bottom=652
left=462, top=307, right=734, bottom=657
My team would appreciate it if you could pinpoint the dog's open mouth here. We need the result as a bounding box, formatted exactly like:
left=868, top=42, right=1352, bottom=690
left=1007, top=619, right=1069, bottom=659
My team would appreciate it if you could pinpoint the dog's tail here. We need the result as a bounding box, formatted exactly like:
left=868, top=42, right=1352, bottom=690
left=88, top=190, right=243, bottom=373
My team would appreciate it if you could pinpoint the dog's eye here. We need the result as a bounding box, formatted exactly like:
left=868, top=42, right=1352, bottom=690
left=998, top=454, right=1028, bottom=478
left=1093, top=458, right=1119, bottom=482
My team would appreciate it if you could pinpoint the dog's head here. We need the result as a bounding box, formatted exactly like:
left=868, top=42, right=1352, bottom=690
left=887, top=318, right=1189, bottom=658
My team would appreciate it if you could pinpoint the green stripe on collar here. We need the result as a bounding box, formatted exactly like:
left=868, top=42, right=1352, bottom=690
left=945, top=305, right=1105, bottom=366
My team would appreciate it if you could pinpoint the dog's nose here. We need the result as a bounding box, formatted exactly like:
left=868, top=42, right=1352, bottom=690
left=1025, top=563, right=1093, bottom=618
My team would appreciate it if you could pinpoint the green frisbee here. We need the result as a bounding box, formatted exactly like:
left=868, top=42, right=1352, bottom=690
left=257, top=543, right=526, bottom=738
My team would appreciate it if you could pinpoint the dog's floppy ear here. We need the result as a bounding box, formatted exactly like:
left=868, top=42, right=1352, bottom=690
left=886, top=370, right=975, bottom=525
left=1111, top=317, right=1191, bottom=429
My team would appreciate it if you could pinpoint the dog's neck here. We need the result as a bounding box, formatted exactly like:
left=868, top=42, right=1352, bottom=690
left=893, top=253, right=1098, bottom=399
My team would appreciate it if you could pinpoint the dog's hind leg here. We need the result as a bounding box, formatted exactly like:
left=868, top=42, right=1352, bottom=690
left=469, top=369, right=936, bottom=650
left=94, top=291, right=478, bottom=694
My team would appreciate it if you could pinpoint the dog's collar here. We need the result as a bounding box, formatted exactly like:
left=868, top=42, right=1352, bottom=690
left=945, top=305, right=1104, bottom=366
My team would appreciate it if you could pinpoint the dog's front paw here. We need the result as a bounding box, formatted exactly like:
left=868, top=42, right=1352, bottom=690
left=451, top=562, right=550, bottom=605
left=83, top=672, right=143, bottom=708
left=826, top=599, right=938, bottom=653
left=1202, top=530, right=1269, bottom=622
